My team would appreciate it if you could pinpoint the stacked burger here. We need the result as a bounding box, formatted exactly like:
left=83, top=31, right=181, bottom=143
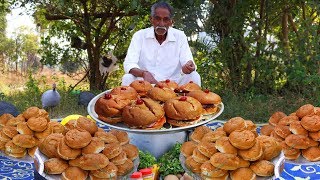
left=38, top=117, right=139, bottom=179
left=0, top=107, right=64, bottom=158
left=260, top=104, right=320, bottom=161
left=181, top=117, right=282, bottom=179
left=95, top=80, right=222, bottom=129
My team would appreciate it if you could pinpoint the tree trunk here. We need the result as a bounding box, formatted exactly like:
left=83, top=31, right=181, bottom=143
left=282, top=6, right=290, bottom=63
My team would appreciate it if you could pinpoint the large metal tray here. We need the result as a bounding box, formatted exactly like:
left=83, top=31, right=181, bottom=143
left=87, top=90, right=224, bottom=134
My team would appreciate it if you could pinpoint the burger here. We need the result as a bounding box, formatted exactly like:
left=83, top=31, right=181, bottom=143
left=109, top=86, right=138, bottom=100
left=94, top=93, right=131, bottom=124
left=164, top=96, right=203, bottom=127
left=122, top=98, right=166, bottom=129
left=147, top=86, right=177, bottom=103
left=129, top=80, right=153, bottom=97
left=156, top=79, right=179, bottom=90
left=187, top=89, right=221, bottom=115
left=176, top=81, right=201, bottom=93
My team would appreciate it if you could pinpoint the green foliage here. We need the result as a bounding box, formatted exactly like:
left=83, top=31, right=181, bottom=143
left=25, top=73, right=40, bottom=96
left=157, top=143, right=184, bottom=177
left=138, top=150, right=157, bottom=169
left=105, top=64, right=125, bottom=89
left=138, top=143, right=184, bottom=177
left=0, top=91, right=5, bottom=100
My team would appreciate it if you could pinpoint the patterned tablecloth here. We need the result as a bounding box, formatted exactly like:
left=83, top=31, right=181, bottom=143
left=0, top=120, right=318, bottom=180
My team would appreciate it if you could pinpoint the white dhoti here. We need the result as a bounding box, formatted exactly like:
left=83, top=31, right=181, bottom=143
left=121, top=71, right=201, bottom=86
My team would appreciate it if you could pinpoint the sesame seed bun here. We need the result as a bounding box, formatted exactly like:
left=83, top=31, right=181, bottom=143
left=130, top=80, right=153, bottom=97
left=44, top=158, right=69, bottom=174
left=65, top=129, right=92, bottom=149
left=12, top=134, right=37, bottom=148
left=164, top=96, right=203, bottom=121
left=69, top=153, right=109, bottom=171
left=61, top=166, right=88, bottom=180
left=229, top=130, right=256, bottom=150
left=147, top=87, right=177, bottom=102
left=122, top=98, right=165, bottom=129
left=57, top=137, right=82, bottom=160
left=122, top=144, right=139, bottom=161
left=249, top=160, right=274, bottom=177
left=210, top=152, right=239, bottom=170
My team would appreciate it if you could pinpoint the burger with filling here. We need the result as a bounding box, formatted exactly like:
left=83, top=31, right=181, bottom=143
left=122, top=98, right=166, bottom=129
left=129, top=80, right=153, bottom=97
left=156, top=79, right=179, bottom=90
left=187, top=89, right=221, bottom=115
left=95, top=93, right=131, bottom=124
left=164, top=96, right=203, bottom=127
left=175, top=81, right=201, bottom=93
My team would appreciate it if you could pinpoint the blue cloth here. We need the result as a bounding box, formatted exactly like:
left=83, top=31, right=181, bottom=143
left=277, top=162, right=320, bottom=180
left=0, top=155, right=34, bottom=180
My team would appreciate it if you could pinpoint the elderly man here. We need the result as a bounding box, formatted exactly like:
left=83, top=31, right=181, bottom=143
left=121, top=1, right=201, bottom=86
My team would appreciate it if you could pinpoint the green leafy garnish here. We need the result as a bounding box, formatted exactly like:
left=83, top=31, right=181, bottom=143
left=138, top=150, right=157, bottom=169
left=157, top=143, right=184, bottom=177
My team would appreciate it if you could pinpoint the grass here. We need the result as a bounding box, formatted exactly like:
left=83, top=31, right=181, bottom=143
left=1, top=70, right=319, bottom=122
left=219, top=91, right=319, bottom=123
left=1, top=86, right=319, bottom=123
left=2, top=89, right=90, bottom=119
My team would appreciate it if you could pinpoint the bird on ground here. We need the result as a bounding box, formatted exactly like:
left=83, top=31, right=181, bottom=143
left=0, top=101, right=19, bottom=116
left=41, top=83, right=61, bottom=109
left=78, top=91, right=96, bottom=107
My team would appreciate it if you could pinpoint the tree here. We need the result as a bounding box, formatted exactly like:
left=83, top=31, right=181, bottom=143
left=10, top=0, right=156, bottom=91
left=0, top=0, right=9, bottom=72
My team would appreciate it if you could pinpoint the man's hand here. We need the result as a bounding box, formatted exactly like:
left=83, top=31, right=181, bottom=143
left=182, top=60, right=195, bottom=74
left=142, top=71, right=158, bottom=84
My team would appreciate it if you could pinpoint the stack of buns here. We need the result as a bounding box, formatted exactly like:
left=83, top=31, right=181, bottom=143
left=0, top=106, right=64, bottom=158
left=260, top=104, right=320, bottom=161
left=39, top=117, right=139, bottom=179
left=181, top=117, right=281, bottom=179
left=95, top=80, right=222, bottom=129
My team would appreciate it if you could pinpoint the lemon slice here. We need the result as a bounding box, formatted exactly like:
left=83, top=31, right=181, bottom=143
left=60, top=114, right=83, bottom=125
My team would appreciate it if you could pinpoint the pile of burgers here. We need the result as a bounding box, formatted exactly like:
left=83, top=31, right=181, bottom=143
left=95, top=80, right=222, bottom=129
left=0, top=106, right=140, bottom=179
left=181, top=117, right=282, bottom=179
left=39, top=116, right=139, bottom=179
left=260, top=104, right=320, bottom=161
left=0, top=107, right=59, bottom=158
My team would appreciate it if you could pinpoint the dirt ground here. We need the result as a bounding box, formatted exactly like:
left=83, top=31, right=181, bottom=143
left=0, top=67, right=85, bottom=93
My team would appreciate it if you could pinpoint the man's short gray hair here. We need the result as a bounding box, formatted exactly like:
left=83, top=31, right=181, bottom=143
left=151, top=1, right=174, bottom=18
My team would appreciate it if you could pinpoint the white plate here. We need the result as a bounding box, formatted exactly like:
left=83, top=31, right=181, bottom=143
left=34, top=149, right=140, bottom=180
left=179, top=153, right=281, bottom=180
left=87, top=90, right=224, bottom=134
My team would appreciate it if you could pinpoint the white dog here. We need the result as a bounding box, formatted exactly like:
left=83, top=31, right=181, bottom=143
left=99, top=52, right=119, bottom=78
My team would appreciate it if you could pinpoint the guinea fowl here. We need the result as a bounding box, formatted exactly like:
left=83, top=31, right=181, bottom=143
left=78, top=91, right=95, bottom=107
left=41, top=83, right=61, bottom=109
left=0, top=101, right=19, bottom=116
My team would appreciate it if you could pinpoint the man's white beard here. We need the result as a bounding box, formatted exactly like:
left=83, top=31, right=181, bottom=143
left=155, top=26, right=167, bottom=35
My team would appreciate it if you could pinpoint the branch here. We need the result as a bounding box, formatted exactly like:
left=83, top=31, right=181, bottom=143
left=288, top=14, right=299, bottom=38
left=68, top=70, right=89, bottom=92
left=44, top=11, right=138, bottom=21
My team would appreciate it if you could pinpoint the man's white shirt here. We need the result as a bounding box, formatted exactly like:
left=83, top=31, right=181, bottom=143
left=124, top=27, right=194, bottom=82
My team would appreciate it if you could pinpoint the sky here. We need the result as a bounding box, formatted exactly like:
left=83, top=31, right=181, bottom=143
left=6, top=7, right=37, bottom=38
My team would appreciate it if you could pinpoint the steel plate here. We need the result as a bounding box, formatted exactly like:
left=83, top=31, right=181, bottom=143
left=87, top=90, right=224, bottom=134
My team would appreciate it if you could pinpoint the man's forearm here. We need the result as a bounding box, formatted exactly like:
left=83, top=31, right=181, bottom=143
left=129, top=68, right=147, bottom=77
